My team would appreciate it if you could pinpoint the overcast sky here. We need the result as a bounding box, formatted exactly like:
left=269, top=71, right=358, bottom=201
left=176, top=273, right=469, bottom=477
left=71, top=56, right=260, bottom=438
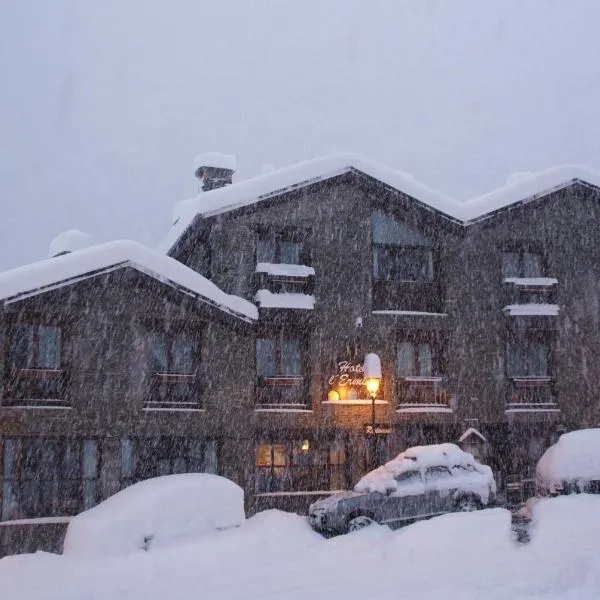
left=2, top=0, right=600, bottom=270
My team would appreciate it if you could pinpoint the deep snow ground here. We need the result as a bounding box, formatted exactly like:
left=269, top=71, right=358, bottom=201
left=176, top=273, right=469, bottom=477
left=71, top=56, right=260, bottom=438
left=2, top=495, right=600, bottom=600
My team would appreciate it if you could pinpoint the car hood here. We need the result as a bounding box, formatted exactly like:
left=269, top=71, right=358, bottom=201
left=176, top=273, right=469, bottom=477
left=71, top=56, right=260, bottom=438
left=309, top=490, right=366, bottom=511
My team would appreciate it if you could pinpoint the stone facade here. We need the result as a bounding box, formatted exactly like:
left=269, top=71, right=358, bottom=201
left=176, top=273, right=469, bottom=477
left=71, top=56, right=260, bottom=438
left=2, top=166, right=600, bottom=555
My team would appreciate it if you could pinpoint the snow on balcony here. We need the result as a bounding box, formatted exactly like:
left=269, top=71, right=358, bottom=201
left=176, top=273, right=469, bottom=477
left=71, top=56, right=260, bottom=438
left=254, top=289, right=315, bottom=310
left=503, top=304, right=559, bottom=316
left=503, top=278, right=558, bottom=287
left=255, top=263, right=315, bottom=277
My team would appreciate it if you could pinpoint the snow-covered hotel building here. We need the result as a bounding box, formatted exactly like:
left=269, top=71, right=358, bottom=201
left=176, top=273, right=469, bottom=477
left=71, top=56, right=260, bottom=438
left=2, top=153, right=600, bottom=553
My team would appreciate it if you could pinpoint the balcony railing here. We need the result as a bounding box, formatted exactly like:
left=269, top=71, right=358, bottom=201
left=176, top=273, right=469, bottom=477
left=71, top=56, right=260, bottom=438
left=397, top=376, right=449, bottom=408
left=372, top=281, right=442, bottom=312
left=506, top=376, right=557, bottom=411
left=255, top=376, right=308, bottom=409
left=3, top=369, right=69, bottom=408
left=144, top=373, right=202, bottom=410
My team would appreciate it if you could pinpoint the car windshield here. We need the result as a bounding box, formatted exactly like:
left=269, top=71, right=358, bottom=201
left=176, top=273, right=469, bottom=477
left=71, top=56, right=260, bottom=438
left=394, top=470, right=421, bottom=484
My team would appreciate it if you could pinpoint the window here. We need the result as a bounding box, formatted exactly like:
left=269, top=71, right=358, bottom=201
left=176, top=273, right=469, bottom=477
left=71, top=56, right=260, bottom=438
left=256, top=335, right=302, bottom=378
left=502, top=249, right=544, bottom=278
left=255, top=439, right=346, bottom=493
left=11, top=324, right=61, bottom=370
left=394, top=470, right=422, bottom=484
left=120, top=438, right=217, bottom=489
left=257, top=233, right=301, bottom=264
left=397, top=341, right=433, bottom=377
left=372, top=211, right=433, bottom=282
left=6, top=323, right=65, bottom=404
left=507, top=340, right=549, bottom=377
left=1, top=438, right=99, bottom=520
left=146, top=330, right=200, bottom=407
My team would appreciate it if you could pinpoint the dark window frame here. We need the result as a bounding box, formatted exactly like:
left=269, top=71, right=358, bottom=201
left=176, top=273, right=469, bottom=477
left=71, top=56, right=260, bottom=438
left=1, top=437, right=100, bottom=520
left=255, top=228, right=307, bottom=265
left=372, top=243, right=434, bottom=282
left=506, top=335, right=552, bottom=378
left=501, top=244, right=546, bottom=279
left=255, top=437, right=348, bottom=493
left=145, top=324, right=202, bottom=408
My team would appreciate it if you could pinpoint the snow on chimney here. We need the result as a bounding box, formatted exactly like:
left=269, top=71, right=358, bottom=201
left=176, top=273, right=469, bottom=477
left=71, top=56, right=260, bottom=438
left=194, top=152, right=236, bottom=192
left=49, top=230, right=91, bottom=258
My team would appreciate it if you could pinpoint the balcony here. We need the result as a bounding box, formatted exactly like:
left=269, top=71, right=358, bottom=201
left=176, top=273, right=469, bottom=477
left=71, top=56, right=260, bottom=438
left=372, top=281, right=442, bottom=313
left=255, top=376, right=309, bottom=411
left=397, top=376, right=451, bottom=412
left=505, top=377, right=559, bottom=412
left=3, top=369, right=69, bottom=408
left=144, top=373, right=202, bottom=410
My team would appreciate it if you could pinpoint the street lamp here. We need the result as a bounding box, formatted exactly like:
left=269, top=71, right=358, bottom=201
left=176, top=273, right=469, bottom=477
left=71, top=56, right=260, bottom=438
left=363, top=353, right=382, bottom=469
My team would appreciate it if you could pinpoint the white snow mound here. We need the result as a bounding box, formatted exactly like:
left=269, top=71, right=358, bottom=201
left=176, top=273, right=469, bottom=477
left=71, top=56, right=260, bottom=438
left=49, top=229, right=91, bottom=257
left=193, top=152, right=236, bottom=172
left=63, top=474, right=245, bottom=557
left=537, top=429, right=600, bottom=486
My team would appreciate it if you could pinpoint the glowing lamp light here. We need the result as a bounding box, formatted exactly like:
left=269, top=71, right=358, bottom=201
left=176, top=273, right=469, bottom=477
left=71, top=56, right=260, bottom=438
left=301, top=439, right=310, bottom=452
left=365, top=377, right=381, bottom=398
left=327, top=389, right=340, bottom=402
left=363, top=353, right=382, bottom=399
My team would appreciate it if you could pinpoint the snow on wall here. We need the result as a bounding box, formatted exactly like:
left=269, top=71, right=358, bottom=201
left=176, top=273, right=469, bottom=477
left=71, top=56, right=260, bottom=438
left=159, top=154, right=600, bottom=254
left=48, top=229, right=92, bottom=258
left=255, top=263, right=315, bottom=277
left=458, top=427, right=487, bottom=443
left=503, top=304, right=560, bottom=316
left=0, top=240, right=258, bottom=321
left=254, top=289, right=315, bottom=309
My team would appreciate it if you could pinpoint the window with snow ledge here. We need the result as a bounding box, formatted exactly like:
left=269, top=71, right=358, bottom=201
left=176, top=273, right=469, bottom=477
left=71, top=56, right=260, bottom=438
left=119, top=438, right=217, bottom=489
left=505, top=332, right=557, bottom=409
left=371, top=211, right=442, bottom=312
left=144, top=327, right=202, bottom=410
left=3, top=322, right=68, bottom=408
left=254, top=263, right=315, bottom=295
left=255, top=330, right=308, bottom=409
left=396, top=331, right=449, bottom=408
left=255, top=438, right=347, bottom=493
left=503, top=276, right=557, bottom=306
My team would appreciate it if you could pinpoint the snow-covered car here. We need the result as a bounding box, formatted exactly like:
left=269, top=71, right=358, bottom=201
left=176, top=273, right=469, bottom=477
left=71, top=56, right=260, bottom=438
left=308, top=443, right=496, bottom=535
left=536, top=429, right=600, bottom=496
left=62, top=473, right=245, bottom=557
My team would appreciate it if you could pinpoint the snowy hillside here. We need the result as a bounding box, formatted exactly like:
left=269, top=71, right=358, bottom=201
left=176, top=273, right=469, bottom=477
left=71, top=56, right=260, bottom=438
left=2, top=1, right=600, bottom=269
left=2, top=495, right=600, bottom=600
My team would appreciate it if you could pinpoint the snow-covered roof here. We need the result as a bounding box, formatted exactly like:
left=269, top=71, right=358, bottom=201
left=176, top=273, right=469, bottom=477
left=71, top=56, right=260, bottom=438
left=159, top=154, right=600, bottom=254
left=459, top=427, right=487, bottom=443
left=0, top=240, right=258, bottom=322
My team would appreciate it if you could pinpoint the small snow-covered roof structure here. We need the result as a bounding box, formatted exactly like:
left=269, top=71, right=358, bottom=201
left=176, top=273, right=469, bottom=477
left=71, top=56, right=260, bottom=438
left=0, top=240, right=257, bottom=322
left=458, top=427, right=487, bottom=444
left=49, top=229, right=92, bottom=258
left=159, top=154, right=600, bottom=254
left=193, top=152, right=237, bottom=173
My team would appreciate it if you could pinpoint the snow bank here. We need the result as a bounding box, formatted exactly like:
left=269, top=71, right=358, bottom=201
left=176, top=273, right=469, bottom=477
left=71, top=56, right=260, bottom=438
left=193, top=152, right=236, bottom=172
left=255, top=263, right=315, bottom=277
left=48, top=230, right=91, bottom=258
left=537, top=429, right=600, bottom=490
left=355, top=443, right=495, bottom=502
left=5, top=495, right=600, bottom=600
left=0, top=240, right=257, bottom=321
left=63, top=474, right=245, bottom=557
left=255, top=289, right=315, bottom=309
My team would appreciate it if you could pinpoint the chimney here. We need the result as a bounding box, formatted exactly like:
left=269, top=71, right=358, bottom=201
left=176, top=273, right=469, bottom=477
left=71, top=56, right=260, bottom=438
left=193, top=152, right=236, bottom=192
left=49, top=230, right=91, bottom=258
